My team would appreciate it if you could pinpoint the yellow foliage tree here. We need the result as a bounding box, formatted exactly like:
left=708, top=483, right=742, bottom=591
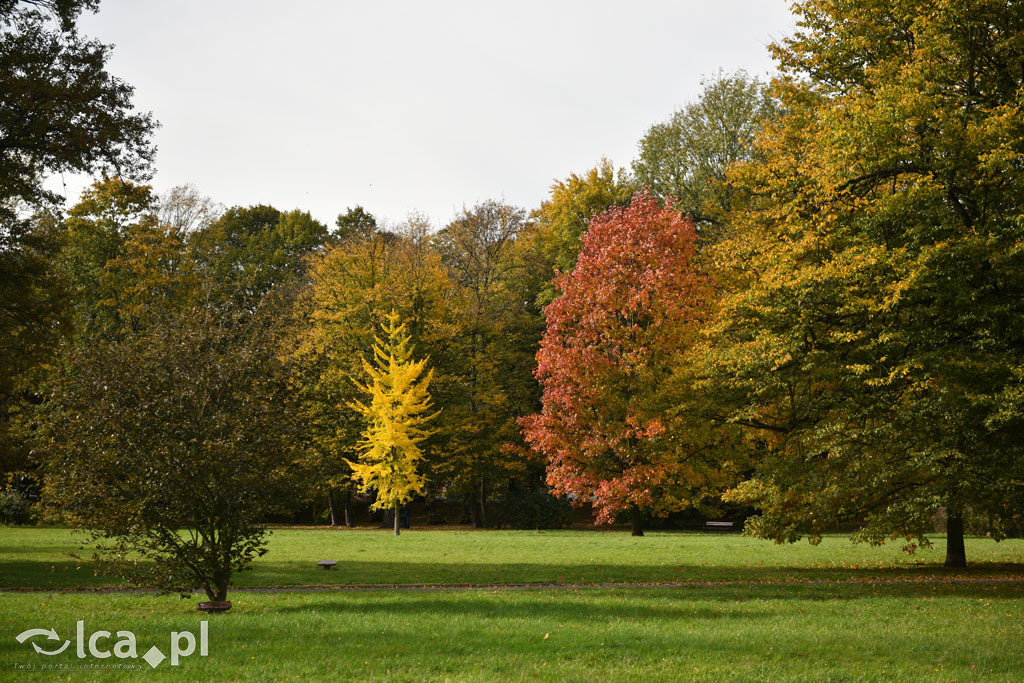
left=346, top=311, right=438, bottom=535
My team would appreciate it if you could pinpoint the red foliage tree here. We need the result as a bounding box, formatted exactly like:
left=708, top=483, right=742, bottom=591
left=521, top=192, right=722, bottom=535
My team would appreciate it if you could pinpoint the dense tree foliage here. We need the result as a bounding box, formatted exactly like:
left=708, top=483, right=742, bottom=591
left=520, top=159, right=634, bottom=306
left=189, top=204, right=329, bottom=305
left=334, top=205, right=378, bottom=242
left=347, top=312, right=438, bottom=536
left=1, top=0, right=153, bottom=489
left=58, top=177, right=162, bottom=339
left=703, top=0, right=1024, bottom=566
left=43, top=251, right=298, bottom=602
left=523, top=193, right=727, bottom=535
left=294, top=214, right=451, bottom=517
left=0, top=211, right=65, bottom=483
left=0, top=0, right=154, bottom=217
left=633, top=70, right=775, bottom=234
left=32, top=179, right=312, bottom=598
left=433, top=200, right=545, bottom=526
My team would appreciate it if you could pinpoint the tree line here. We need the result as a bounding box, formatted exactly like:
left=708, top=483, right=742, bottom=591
left=3, top=0, right=1024, bottom=600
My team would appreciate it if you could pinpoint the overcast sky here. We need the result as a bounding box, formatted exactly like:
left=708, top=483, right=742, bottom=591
left=65, top=0, right=796, bottom=228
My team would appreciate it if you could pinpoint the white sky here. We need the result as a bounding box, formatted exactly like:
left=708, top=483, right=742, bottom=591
left=61, top=0, right=796, bottom=228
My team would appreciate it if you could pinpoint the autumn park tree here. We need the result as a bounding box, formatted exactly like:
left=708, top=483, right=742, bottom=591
left=57, top=178, right=163, bottom=338
left=0, top=0, right=154, bottom=217
left=334, top=205, right=378, bottom=242
left=295, top=215, right=454, bottom=525
left=1, top=0, right=153, bottom=489
left=519, top=159, right=635, bottom=306
left=35, top=177, right=311, bottom=602
left=703, top=0, right=1024, bottom=566
left=347, top=311, right=438, bottom=536
left=156, top=183, right=223, bottom=235
left=632, top=70, right=776, bottom=234
left=189, top=204, right=329, bottom=305
left=43, top=251, right=299, bottom=603
left=433, top=200, right=544, bottom=526
left=523, top=192, right=729, bottom=536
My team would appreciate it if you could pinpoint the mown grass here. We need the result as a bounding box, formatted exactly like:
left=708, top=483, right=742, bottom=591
left=1, top=526, right=1023, bottom=590
left=3, top=527, right=1023, bottom=680
left=1, top=583, right=1022, bottom=681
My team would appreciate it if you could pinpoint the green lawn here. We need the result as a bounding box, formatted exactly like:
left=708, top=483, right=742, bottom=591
left=2, top=526, right=1023, bottom=590
left=2, top=527, right=1023, bottom=680
left=1, top=584, right=1022, bottom=681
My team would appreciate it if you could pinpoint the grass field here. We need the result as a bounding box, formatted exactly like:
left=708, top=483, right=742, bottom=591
left=2, top=527, right=1023, bottom=681
left=3, top=526, right=1024, bottom=590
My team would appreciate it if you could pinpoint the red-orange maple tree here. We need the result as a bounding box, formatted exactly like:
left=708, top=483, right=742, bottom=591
left=521, top=192, right=722, bottom=535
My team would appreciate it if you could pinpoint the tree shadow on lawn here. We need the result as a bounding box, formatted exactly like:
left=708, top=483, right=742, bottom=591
left=0, top=559, right=111, bottom=589
left=234, top=558, right=1024, bottom=588
left=272, top=591, right=772, bottom=622
left=232, top=589, right=1024, bottom=683
left=3, top=557, right=1024, bottom=590
left=266, top=580, right=1024, bottom=618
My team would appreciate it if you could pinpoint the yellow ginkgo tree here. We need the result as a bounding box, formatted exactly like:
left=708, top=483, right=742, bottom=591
left=346, top=310, right=438, bottom=535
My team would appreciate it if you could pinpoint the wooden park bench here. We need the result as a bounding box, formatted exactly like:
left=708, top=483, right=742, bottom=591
left=702, top=521, right=736, bottom=532
left=317, top=560, right=338, bottom=570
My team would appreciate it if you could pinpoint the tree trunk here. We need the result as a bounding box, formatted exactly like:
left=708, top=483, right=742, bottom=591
left=394, top=502, right=400, bottom=536
left=327, top=489, right=337, bottom=527
left=945, top=510, right=967, bottom=568
left=478, top=479, right=487, bottom=528
left=469, top=498, right=482, bottom=528
left=343, top=490, right=353, bottom=528
left=631, top=506, right=644, bottom=537
left=206, top=575, right=229, bottom=602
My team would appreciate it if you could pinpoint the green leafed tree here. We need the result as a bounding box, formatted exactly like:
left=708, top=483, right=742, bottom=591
left=702, top=0, right=1024, bottom=567
left=188, top=204, right=329, bottom=305
left=1, top=0, right=154, bottom=490
left=0, top=210, right=65, bottom=484
left=58, top=177, right=159, bottom=339
left=43, top=271, right=299, bottom=603
left=347, top=311, right=438, bottom=536
left=433, top=200, right=544, bottom=526
left=632, top=70, right=776, bottom=234
left=0, top=0, right=155, bottom=218
left=334, top=205, right=378, bottom=242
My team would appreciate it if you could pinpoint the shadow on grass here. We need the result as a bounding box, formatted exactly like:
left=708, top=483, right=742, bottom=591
left=278, top=592, right=777, bottom=621
left=264, top=580, right=1024, bottom=616
left=4, top=558, right=1023, bottom=591
left=0, top=559, right=111, bottom=589
left=234, top=559, right=1024, bottom=587
left=2, top=586, right=1022, bottom=681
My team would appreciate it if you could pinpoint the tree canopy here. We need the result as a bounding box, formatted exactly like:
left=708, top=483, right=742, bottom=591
left=702, top=0, right=1024, bottom=566
left=523, top=192, right=727, bottom=536
left=1, top=0, right=154, bottom=494
left=0, top=0, right=155, bottom=218
left=347, top=311, right=438, bottom=536
left=632, top=70, right=776, bottom=234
